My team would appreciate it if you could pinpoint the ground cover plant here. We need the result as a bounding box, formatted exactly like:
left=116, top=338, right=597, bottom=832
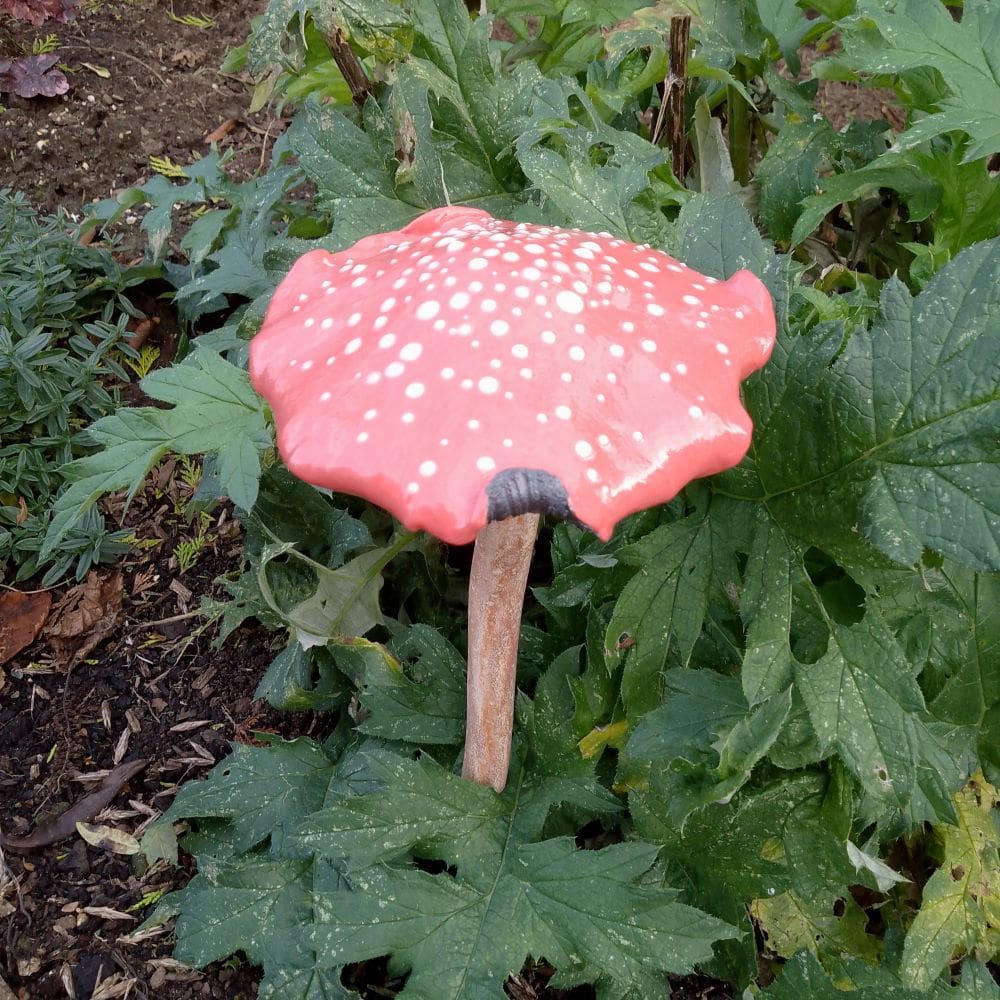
left=0, top=188, right=151, bottom=583
left=20, top=0, right=1000, bottom=996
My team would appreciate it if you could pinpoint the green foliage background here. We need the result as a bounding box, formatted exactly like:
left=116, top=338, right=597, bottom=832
left=31, top=0, right=1000, bottom=996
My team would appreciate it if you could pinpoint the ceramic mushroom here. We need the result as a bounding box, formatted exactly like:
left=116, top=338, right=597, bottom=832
left=249, top=207, right=776, bottom=792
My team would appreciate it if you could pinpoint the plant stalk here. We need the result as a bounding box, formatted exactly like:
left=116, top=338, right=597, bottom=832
left=324, top=29, right=374, bottom=108
left=727, top=64, right=751, bottom=186
left=652, top=14, right=691, bottom=181
left=462, top=513, right=539, bottom=793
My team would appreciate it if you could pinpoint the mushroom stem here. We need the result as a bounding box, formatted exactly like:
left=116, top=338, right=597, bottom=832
left=462, top=512, right=540, bottom=792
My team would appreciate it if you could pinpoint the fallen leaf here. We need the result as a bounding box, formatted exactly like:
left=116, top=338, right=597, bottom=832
left=0, top=589, right=52, bottom=665
left=80, top=61, right=110, bottom=78
left=81, top=906, right=136, bottom=922
left=203, top=117, right=237, bottom=143
left=45, top=569, right=123, bottom=671
left=76, top=822, right=141, bottom=855
left=0, top=759, right=147, bottom=853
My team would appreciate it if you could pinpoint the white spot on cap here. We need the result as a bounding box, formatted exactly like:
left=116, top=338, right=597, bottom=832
left=522, top=266, right=541, bottom=281
left=320, top=391, right=331, bottom=402
left=450, top=291, right=470, bottom=310
left=520, top=368, right=532, bottom=379
left=476, top=456, right=495, bottom=472
left=298, top=293, right=309, bottom=302
left=301, top=360, right=313, bottom=371
left=405, top=382, right=425, bottom=399
left=347, top=312, right=361, bottom=327
left=363, top=409, right=377, bottom=420
left=633, top=430, right=644, bottom=442
left=569, top=345, right=585, bottom=362
left=541, top=330, right=556, bottom=345
left=440, top=367, right=455, bottom=379
left=586, top=468, right=600, bottom=483
left=303, top=318, right=315, bottom=329
left=716, top=343, right=729, bottom=354
left=503, top=438, right=513, bottom=448
left=640, top=339, right=657, bottom=353
left=400, top=342, right=422, bottom=361
left=689, top=405, right=704, bottom=418
left=481, top=299, right=497, bottom=313
left=609, top=344, right=625, bottom=358
left=556, top=290, right=584, bottom=314
left=478, top=376, right=499, bottom=394
left=647, top=303, right=665, bottom=317
left=378, top=333, right=396, bottom=349
left=575, top=440, right=594, bottom=460
left=490, top=319, right=510, bottom=336
left=682, top=294, right=700, bottom=306
left=469, top=257, right=488, bottom=270
left=514, top=286, right=530, bottom=299
left=385, top=362, right=405, bottom=378
left=356, top=431, right=369, bottom=443
left=419, top=460, right=437, bottom=477
left=416, top=300, right=440, bottom=321
left=406, top=482, right=419, bottom=494
left=468, top=418, right=481, bottom=430
left=512, top=343, right=529, bottom=359
left=345, top=338, right=362, bottom=355
left=402, top=412, right=415, bottom=423
left=379, top=297, right=397, bottom=312
left=321, top=318, right=334, bottom=330
left=555, top=405, right=572, bottom=420
left=675, top=362, right=688, bottom=374
left=735, top=309, right=746, bottom=319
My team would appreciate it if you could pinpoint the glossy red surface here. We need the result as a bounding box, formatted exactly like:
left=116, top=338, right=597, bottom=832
left=249, top=207, right=776, bottom=543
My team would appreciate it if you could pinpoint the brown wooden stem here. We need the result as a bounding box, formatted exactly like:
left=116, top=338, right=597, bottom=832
left=462, top=513, right=539, bottom=792
left=652, top=15, right=691, bottom=180
left=325, top=29, right=374, bottom=109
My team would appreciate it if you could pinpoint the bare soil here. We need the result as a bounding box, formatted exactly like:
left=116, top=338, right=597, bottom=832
left=0, top=4, right=897, bottom=999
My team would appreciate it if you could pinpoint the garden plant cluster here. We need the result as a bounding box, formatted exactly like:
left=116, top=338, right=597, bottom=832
left=4, top=0, right=1000, bottom=997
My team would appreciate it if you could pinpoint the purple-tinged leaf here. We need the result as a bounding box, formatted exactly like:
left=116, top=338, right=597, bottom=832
left=0, top=53, right=69, bottom=98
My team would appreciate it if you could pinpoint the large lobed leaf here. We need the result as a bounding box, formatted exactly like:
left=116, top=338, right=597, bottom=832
left=752, top=238, right=1000, bottom=572
left=41, top=348, right=270, bottom=559
left=295, top=748, right=738, bottom=999
left=840, top=0, right=1000, bottom=161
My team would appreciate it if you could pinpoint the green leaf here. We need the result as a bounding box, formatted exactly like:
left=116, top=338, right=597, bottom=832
left=740, top=513, right=800, bottom=705
left=159, top=857, right=322, bottom=976
left=795, top=614, right=926, bottom=807
left=677, top=193, right=778, bottom=280
left=296, top=747, right=736, bottom=998
left=901, top=775, right=1000, bottom=989
left=256, top=534, right=415, bottom=646
left=605, top=498, right=743, bottom=719
left=842, top=0, right=1000, bottom=161
left=332, top=626, right=467, bottom=745
left=42, top=348, right=269, bottom=559
left=155, top=738, right=335, bottom=855
left=789, top=152, right=943, bottom=246
left=762, top=949, right=997, bottom=998
left=291, top=100, right=422, bottom=245
left=754, top=240, right=1000, bottom=572
left=622, top=669, right=792, bottom=826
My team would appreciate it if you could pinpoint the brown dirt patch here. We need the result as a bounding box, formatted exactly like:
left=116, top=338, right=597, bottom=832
left=0, top=0, right=275, bottom=215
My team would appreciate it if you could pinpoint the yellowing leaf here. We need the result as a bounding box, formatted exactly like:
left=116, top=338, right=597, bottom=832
left=901, top=774, right=1000, bottom=989
left=76, top=822, right=141, bottom=855
left=80, top=62, right=110, bottom=78
left=751, top=890, right=881, bottom=965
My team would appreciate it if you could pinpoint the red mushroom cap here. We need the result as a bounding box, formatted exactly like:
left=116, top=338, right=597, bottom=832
left=249, top=207, right=776, bottom=544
